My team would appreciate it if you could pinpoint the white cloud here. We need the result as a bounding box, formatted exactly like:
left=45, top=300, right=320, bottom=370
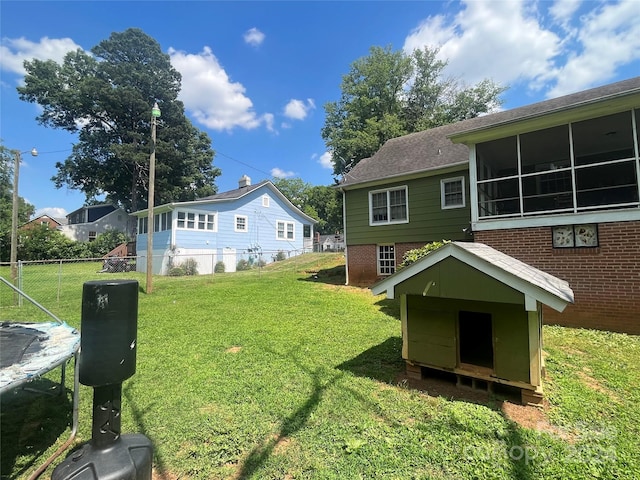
left=283, top=98, right=315, bottom=120
left=318, top=151, right=333, bottom=170
left=549, top=0, right=582, bottom=27
left=547, top=0, right=640, bottom=97
left=271, top=167, right=296, bottom=178
left=404, top=0, right=560, bottom=89
left=403, top=0, right=640, bottom=99
left=169, top=46, right=272, bottom=131
left=243, top=28, right=265, bottom=47
left=34, top=207, right=68, bottom=219
left=0, top=36, right=82, bottom=75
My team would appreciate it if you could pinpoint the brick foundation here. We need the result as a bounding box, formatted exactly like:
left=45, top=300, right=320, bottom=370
left=475, top=221, right=640, bottom=335
left=347, top=242, right=425, bottom=286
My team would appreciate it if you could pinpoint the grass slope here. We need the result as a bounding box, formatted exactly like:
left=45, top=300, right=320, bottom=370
left=1, top=253, right=639, bottom=479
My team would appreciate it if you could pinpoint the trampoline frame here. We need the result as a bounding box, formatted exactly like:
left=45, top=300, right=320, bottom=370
left=0, top=276, right=80, bottom=479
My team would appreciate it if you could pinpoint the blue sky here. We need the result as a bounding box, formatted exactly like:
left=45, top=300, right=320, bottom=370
left=1, top=0, right=639, bottom=219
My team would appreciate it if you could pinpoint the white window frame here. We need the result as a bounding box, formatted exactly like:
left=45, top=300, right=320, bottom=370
left=377, top=244, right=396, bottom=276
left=441, top=176, right=466, bottom=209
left=235, top=215, right=248, bottom=232
left=276, top=220, right=295, bottom=240
left=262, top=195, right=270, bottom=207
left=138, top=217, right=148, bottom=234
left=369, top=186, right=409, bottom=226
left=176, top=210, right=217, bottom=232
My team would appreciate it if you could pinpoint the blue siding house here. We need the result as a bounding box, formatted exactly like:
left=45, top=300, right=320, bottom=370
left=132, top=176, right=317, bottom=274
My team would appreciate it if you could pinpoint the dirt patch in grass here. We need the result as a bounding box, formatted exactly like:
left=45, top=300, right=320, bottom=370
left=394, top=372, right=570, bottom=437
left=225, top=346, right=242, bottom=353
left=577, top=368, right=620, bottom=402
left=500, top=401, right=571, bottom=440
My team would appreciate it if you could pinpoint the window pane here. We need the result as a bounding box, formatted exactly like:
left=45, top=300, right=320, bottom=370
left=371, top=192, right=388, bottom=222
left=520, top=125, right=570, bottom=174
left=522, top=170, right=573, bottom=213
left=444, top=179, right=463, bottom=207
left=573, top=111, right=634, bottom=166
left=389, top=189, right=407, bottom=220
left=177, top=212, right=185, bottom=228
left=576, top=161, right=639, bottom=207
left=378, top=245, right=395, bottom=275
left=287, top=223, right=294, bottom=239
left=477, top=178, right=520, bottom=217
left=476, top=136, right=518, bottom=181
left=277, top=222, right=285, bottom=238
left=187, top=213, right=195, bottom=229
left=154, top=214, right=160, bottom=232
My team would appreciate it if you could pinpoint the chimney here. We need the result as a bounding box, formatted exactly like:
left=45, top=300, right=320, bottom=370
left=239, top=175, right=251, bottom=188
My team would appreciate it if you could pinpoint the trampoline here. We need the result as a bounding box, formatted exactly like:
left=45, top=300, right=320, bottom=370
left=0, top=276, right=80, bottom=479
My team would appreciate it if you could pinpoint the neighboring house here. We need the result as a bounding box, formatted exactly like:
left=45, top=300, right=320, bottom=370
left=315, top=234, right=345, bottom=252
left=59, top=204, right=130, bottom=242
left=131, top=176, right=317, bottom=275
left=20, top=214, right=66, bottom=230
left=339, top=76, right=640, bottom=334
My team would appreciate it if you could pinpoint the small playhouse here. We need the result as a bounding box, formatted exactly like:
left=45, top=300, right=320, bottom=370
left=371, top=242, right=574, bottom=405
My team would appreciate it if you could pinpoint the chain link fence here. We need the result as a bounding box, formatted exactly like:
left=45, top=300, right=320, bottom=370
left=0, top=249, right=338, bottom=322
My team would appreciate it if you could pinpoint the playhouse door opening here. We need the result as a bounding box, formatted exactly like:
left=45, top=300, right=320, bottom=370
left=459, top=311, right=494, bottom=370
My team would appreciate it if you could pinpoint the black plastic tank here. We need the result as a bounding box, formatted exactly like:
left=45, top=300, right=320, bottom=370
left=79, top=280, right=138, bottom=386
left=52, top=280, right=152, bottom=480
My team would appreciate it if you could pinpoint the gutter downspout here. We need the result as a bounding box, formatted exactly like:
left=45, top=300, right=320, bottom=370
left=339, top=187, right=349, bottom=286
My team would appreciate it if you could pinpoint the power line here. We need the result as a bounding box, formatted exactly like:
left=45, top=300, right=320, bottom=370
left=214, top=150, right=274, bottom=179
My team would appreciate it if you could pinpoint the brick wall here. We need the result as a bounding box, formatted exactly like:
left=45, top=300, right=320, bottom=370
left=475, top=221, right=640, bottom=335
left=347, top=242, right=426, bottom=286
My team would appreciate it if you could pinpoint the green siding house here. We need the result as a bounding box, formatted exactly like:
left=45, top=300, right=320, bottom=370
left=337, top=122, right=473, bottom=286
left=338, top=76, right=640, bottom=335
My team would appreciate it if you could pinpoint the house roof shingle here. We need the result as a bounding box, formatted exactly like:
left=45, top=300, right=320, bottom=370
left=339, top=76, right=640, bottom=188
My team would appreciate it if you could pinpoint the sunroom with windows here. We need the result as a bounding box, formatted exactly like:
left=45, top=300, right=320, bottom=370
left=474, top=109, right=640, bottom=220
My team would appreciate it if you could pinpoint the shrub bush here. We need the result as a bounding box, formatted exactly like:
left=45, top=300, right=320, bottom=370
left=182, top=258, right=198, bottom=276
left=398, top=240, right=450, bottom=269
left=214, top=261, right=226, bottom=273
left=236, top=259, right=250, bottom=271
left=274, top=251, right=287, bottom=262
left=168, top=266, right=185, bottom=276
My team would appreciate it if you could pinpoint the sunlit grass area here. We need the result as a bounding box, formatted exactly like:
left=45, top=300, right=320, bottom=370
left=1, top=253, right=639, bottom=479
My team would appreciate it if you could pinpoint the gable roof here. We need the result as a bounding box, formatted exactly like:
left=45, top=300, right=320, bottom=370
left=131, top=179, right=317, bottom=224
left=339, top=76, right=640, bottom=189
left=339, top=122, right=470, bottom=188
left=449, top=76, right=640, bottom=143
left=371, top=241, right=574, bottom=312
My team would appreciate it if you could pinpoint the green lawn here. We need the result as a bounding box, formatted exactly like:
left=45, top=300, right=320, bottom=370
left=1, top=253, right=639, bottom=479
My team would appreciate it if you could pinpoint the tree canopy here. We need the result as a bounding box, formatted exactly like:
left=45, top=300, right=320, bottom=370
left=272, top=178, right=342, bottom=234
left=18, top=28, right=221, bottom=212
left=0, top=144, right=35, bottom=261
left=322, top=45, right=506, bottom=178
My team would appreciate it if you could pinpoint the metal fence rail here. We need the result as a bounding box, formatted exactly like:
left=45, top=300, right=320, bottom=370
left=0, top=249, right=336, bottom=321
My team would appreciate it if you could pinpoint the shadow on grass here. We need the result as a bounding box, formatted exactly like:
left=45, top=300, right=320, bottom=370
left=0, top=379, right=72, bottom=479
left=299, top=264, right=346, bottom=285
left=337, top=338, right=535, bottom=479
left=336, top=336, right=405, bottom=384
left=237, top=352, right=342, bottom=479
left=122, top=382, right=167, bottom=479
left=374, top=298, right=401, bottom=320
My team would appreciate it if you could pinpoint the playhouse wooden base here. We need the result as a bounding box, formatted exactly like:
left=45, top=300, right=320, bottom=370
left=406, top=361, right=543, bottom=406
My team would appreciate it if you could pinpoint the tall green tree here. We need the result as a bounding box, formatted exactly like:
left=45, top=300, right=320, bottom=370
left=272, top=178, right=343, bottom=234
left=322, top=45, right=505, bottom=178
left=17, top=28, right=220, bottom=212
left=0, top=144, right=35, bottom=261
